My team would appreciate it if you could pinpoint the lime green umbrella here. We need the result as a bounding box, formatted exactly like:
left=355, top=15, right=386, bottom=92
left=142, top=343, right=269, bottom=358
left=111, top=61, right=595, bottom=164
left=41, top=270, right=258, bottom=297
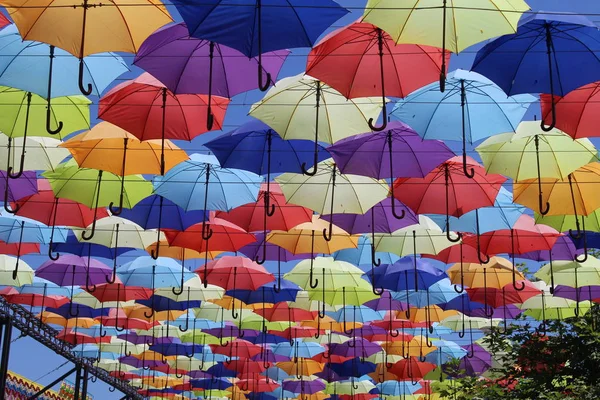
left=43, top=160, right=152, bottom=239
left=0, top=87, right=90, bottom=179
left=250, top=74, right=384, bottom=175
left=535, top=257, right=600, bottom=288
left=276, top=160, right=389, bottom=240
left=476, top=121, right=597, bottom=215
left=362, top=0, right=529, bottom=90
left=535, top=210, right=600, bottom=235
left=309, top=281, right=378, bottom=307
left=373, top=215, right=455, bottom=256
left=284, top=257, right=366, bottom=291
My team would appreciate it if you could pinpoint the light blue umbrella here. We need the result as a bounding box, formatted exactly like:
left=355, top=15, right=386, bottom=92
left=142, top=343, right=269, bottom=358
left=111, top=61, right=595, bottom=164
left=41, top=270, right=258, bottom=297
left=77, top=326, right=121, bottom=338
left=377, top=381, right=421, bottom=396
left=425, top=340, right=468, bottom=365
left=0, top=25, right=129, bottom=98
left=391, top=69, right=535, bottom=177
left=118, top=256, right=195, bottom=289
left=0, top=216, right=69, bottom=244
left=328, top=306, right=385, bottom=324
left=16, top=277, right=72, bottom=297
left=392, top=278, right=461, bottom=308
left=153, top=154, right=263, bottom=212
left=333, top=236, right=400, bottom=267
left=272, top=339, right=325, bottom=359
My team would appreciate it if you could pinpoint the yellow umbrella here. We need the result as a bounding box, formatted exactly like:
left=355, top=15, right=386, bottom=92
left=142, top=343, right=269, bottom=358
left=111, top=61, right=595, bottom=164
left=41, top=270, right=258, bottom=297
left=0, top=255, right=33, bottom=286
left=61, top=122, right=188, bottom=175
left=1, top=0, right=172, bottom=95
left=515, top=162, right=600, bottom=218
left=363, top=0, right=529, bottom=89
left=267, top=216, right=359, bottom=256
left=383, top=336, right=437, bottom=358
left=145, top=241, right=223, bottom=261
left=447, top=256, right=523, bottom=289
left=277, top=360, right=325, bottom=377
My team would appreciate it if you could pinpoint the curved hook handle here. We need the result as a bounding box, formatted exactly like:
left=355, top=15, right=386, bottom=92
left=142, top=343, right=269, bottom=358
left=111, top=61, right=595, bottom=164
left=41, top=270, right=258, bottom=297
left=446, top=229, right=462, bottom=243
left=81, top=220, right=97, bottom=241
left=69, top=302, right=79, bottom=317
left=512, top=279, right=526, bottom=292
left=78, top=59, right=93, bottom=95
left=46, top=101, right=63, bottom=135
left=206, top=109, right=214, bottom=131
left=201, top=223, right=214, bottom=241
left=301, top=161, right=318, bottom=176
left=368, top=109, right=388, bottom=132
left=108, top=199, right=123, bottom=216
left=258, top=65, right=272, bottom=92
left=575, top=250, right=588, bottom=263
left=7, top=156, right=25, bottom=179
left=322, top=224, right=333, bottom=242
left=462, top=162, right=475, bottom=179
left=478, top=252, right=491, bottom=265
left=390, top=196, right=406, bottom=220
left=538, top=197, right=551, bottom=216
left=255, top=240, right=267, bottom=265
left=144, top=308, right=154, bottom=319
left=172, top=280, right=184, bottom=296
left=569, top=227, right=583, bottom=240
left=48, top=246, right=60, bottom=261
left=3, top=172, right=19, bottom=214
left=108, top=386, right=116, bottom=393
left=265, top=193, right=276, bottom=217
left=150, top=241, right=160, bottom=260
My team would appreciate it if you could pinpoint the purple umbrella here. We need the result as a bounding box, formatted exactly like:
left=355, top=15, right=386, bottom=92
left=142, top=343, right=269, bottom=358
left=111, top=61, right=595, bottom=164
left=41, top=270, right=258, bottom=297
left=36, top=254, right=112, bottom=292
left=322, top=197, right=418, bottom=293
left=1, top=170, right=37, bottom=214
left=554, top=285, right=600, bottom=302
left=282, top=378, right=326, bottom=394
left=457, top=343, right=492, bottom=375
left=134, top=22, right=289, bottom=130
left=327, top=121, right=454, bottom=220
left=364, top=291, right=406, bottom=312
left=330, top=338, right=382, bottom=358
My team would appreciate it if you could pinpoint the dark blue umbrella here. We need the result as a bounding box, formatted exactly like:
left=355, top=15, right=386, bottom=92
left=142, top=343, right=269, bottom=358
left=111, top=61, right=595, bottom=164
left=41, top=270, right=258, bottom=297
left=205, top=363, right=239, bottom=378
left=472, top=12, right=600, bottom=131
left=329, top=358, right=377, bottom=377
left=118, top=194, right=208, bottom=259
left=52, top=233, right=133, bottom=259
left=137, top=294, right=201, bottom=312
left=246, top=332, right=289, bottom=345
left=149, top=342, right=204, bottom=358
left=174, top=0, right=348, bottom=90
left=226, top=279, right=301, bottom=304
left=46, top=303, right=109, bottom=319
left=191, top=378, right=233, bottom=391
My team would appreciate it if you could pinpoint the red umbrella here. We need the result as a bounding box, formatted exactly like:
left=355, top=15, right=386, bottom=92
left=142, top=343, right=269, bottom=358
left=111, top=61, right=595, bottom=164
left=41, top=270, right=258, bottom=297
left=466, top=280, right=541, bottom=308
left=463, top=215, right=560, bottom=290
left=541, top=82, right=600, bottom=139
left=393, top=157, right=506, bottom=242
left=224, top=359, right=267, bottom=375
left=388, top=357, right=436, bottom=381
left=276, top=326, right=321, bottom=340
left=90, top=282, right=153, bottom=303
left=56, top=328, right=108, bottom=345
left=215, top=183, right=313, bottom=264
left=422, top=239, right=485, bottom=264
left=306, top=21, right=448, bottom=130
left=0, top=241, right=39, bottom=257
left=98, top=72, right=230, bottom=175
left=198, top=255, right=274, bottom=291
left=15, top=190, right=108, bottom=259
left=5, top=293, right=68, bottom=309
left=211, top=339, right=262, bottom=359
left=100, top=310, right=158, bottom=331
left=255, top=303, right=314, bottom=322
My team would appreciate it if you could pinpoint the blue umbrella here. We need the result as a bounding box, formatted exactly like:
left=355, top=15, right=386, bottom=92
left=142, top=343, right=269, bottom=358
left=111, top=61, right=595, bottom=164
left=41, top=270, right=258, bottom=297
left=149, top=342, right=204, bottom=359
left=190, top=378, right=233, bottom=390
left=329, top=358, right=376, bottom=377
left=17, top=277, right=72, bottom=297
left=53, top=233, right=134, bottom=260
left=0, top=216, right=69, bottom=244
left=205, top=363, right=238, bottom=378
left=174, top=0, right=348, bottom=90
left=117, top=194, right=208, bottom=258
left=425, top=340, right=468, bottom=365
left=137, top=294, right=201, bottom=312
left=393, top=279, right=461, bottom=308
left=0, top=25, right=128, bottom=134
left=272, top=339, right=325, bottom=359
left=472, top=13, right=600, bottom=131
left=333, top=236, right=400, bottom=267
left=153, top=154, right=262, bottom=212
left=227, top=279, right=301, bottom=305
left=377, top=381, right=421, bottom=396
left=46, top=303, right=108, bottom=319
left=391, top=69, right=534, bottom=177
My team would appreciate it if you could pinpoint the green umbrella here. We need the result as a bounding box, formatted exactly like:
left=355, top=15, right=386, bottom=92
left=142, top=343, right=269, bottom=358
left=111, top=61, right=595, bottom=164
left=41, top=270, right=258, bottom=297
left=0, top=87, right=89, bottom=180
left=43, top=160, right=152, bottom=239
left=476, top=121, right=597, bottom=215
left=535, top=257, right=600, bottom=288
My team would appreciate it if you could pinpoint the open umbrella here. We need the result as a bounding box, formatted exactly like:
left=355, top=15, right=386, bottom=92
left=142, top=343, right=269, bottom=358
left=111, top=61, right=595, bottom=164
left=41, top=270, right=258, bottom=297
left=306, top=21, right=448, bottom=128
left=391, top=69, right=535, bottom=176
left=250, top=75, right=384, bottom=174
left=472, top=13, right=600, bottom=131
left=363, top=0, right=529, bottom=90
left=0, top=171, right=38, bottom=213
left=61, top=121, right=189, bottom=214
left=476, top=121, right=597, bottom=215
left=1, top=0, right=172, bottom=94
left=276, top=160, right=389, bottom=240
left=174, top=0, right=348, bottom=90
left=135, top=22, right=289, bottom=129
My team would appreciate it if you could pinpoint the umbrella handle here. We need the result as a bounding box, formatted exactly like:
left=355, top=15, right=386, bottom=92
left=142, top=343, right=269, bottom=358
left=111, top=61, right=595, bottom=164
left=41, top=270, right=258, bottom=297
left=151, top=197, right=163, bottom=260
left=462, top=158, right=475, bottom=179
left=371, top=261, right=384, bottom=296
left=541, top=24, right=556, bottom=132
left=202, top=222, right=213, bottom=241
left=150, top=241, right=160, bottom=260
left=7, top=92, right=31, bottom=180
left=445, top=229, right=461, bottom=243
left=3, top=141, right=18, bottom=213
left=256, top=0, right=272, bottom=93
left=302, top=81, right=321, bottom=176
left=46, top=46, right=63, bottom=135
left=322, top=164, right=337, bottom=242
left=78, top=58, right=93, bottom=95
left=48, top=245, right=60, bottom=261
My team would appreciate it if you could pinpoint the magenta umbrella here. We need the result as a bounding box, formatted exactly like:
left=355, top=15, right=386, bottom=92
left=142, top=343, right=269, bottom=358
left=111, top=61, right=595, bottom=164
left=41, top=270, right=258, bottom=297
left=134, top=22, right=289, bottom=130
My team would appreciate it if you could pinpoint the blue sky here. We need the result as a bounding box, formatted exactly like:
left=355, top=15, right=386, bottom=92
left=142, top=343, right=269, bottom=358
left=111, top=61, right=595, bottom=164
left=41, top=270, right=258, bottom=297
left=3, top=0, right=599, bottom=398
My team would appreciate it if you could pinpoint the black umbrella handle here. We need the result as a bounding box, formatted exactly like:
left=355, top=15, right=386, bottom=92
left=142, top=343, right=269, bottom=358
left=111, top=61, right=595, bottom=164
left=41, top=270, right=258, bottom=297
left=46, top=46, right=63, bottom=135
left=301, top=81, right=321, bottom=176
left=256, top=0, right=272, bottom=92
left=388, top=132, right=405, bottom=220
left=541, top=23, right=556, bottom=132
left=439, top=0, right=448, bottom=93
left=77, top=0, right=93, bottom=95
left=8, top=92, right=32, bottom=180
left=368, top=29, right=388, bottom=132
